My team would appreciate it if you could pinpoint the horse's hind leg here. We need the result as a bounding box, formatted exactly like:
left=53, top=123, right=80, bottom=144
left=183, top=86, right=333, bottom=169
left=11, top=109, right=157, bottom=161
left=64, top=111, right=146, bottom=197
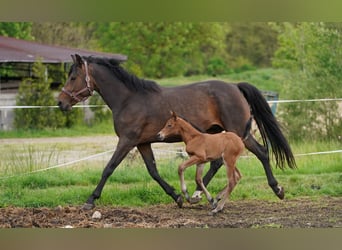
left=244, top=136, right=284, bottom=199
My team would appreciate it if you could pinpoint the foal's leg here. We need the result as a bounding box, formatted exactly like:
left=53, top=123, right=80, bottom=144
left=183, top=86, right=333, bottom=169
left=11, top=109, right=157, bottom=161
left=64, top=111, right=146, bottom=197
left=211, top=157, right=238, bottom=214
left=178, top=156, right=200, bottom=203
left=195, top=163, right=215, bottom=207
left=208, top=167, right=241, bottom=206
left=234, top=167, right=242, bottom=182
left=191, top=158, right=223, bottom=204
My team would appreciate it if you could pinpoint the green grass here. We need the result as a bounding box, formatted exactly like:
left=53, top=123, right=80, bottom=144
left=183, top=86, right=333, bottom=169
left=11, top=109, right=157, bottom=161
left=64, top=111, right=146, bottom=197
left=0, top=141, right=341, bottom=208
left=157, top=68, right=287, bottom=94
left=0, top=120, right=114, bottom=139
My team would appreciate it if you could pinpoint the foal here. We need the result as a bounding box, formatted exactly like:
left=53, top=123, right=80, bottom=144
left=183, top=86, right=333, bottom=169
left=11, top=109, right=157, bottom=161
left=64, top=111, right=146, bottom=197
left=158, top=111, right=252, bottom=214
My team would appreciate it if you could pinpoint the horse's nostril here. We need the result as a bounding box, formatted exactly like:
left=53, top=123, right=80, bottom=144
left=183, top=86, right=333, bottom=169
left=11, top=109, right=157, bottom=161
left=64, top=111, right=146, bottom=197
left=57, top=101, right=62, bottom=107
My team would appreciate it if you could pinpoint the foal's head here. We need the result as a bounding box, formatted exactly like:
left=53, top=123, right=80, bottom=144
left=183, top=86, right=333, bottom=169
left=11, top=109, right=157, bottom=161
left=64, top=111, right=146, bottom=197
left=158, top=111, right=181, bottom=140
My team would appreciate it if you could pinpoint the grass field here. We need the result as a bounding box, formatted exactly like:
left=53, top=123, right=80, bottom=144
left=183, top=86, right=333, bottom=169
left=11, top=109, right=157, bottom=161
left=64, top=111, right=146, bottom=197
left=0, top=138, right=341, bottom=208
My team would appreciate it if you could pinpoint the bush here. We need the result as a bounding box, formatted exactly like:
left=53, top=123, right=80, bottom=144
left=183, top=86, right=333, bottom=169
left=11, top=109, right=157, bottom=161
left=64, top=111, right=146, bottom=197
left=273, top=23, right=342, bottom=141
left=14, top=60, right=83, bottom=130
left=88, top=92, right=112, bottom=124
left=206, top=57, right=232, bottom=76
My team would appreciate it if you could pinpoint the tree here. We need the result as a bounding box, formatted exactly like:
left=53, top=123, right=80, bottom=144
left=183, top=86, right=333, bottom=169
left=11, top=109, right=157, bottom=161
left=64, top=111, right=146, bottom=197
left=225, top=22, right=278, bottom=69
left=272, top=22, right=342, bottom=141
left=94, top=22, right=229, bottom=78
left=0, top=22, right=33, bottom=40
left=31, top=22, right=98, bottom=49
left=14, top=59, right=82, bottom=130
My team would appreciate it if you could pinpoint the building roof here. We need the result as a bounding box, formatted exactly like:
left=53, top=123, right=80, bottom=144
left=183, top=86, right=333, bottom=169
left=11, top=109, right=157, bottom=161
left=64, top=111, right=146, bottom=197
left=0, top=36, right=127, bottom=63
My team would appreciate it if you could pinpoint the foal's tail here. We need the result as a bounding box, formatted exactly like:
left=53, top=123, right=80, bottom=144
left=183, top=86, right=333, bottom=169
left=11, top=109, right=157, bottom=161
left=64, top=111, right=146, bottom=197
left=237, top=82, right=296, bottom=169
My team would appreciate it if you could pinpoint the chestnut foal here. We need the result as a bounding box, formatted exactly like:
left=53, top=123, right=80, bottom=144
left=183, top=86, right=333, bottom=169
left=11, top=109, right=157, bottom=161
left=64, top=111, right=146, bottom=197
left=158, top=111, right=252, bottom=214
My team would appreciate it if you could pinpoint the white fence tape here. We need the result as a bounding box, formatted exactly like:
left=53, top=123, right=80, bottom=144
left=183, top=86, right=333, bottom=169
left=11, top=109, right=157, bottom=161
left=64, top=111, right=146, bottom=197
left=0, top=97, right=342, bottom=109
left=268, top=98, right=342, bottom=104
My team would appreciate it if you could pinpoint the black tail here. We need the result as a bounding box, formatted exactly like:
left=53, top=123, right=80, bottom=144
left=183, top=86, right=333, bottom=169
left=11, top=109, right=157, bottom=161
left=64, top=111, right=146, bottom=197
left=237, top=82, right=296, bottom=169
left=242, top=116, right=253, bottom=141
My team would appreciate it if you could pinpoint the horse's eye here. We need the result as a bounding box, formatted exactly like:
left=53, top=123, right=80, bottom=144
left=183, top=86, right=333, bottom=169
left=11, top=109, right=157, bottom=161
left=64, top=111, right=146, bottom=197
left=70, top=77, right=76, bottom=81
left=167, top=124, right=172, bottom=128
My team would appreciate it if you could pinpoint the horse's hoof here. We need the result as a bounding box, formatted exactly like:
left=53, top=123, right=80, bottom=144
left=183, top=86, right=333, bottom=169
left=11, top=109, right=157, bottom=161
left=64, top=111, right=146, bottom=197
left=176, top=195, right=183, bottom=208
left=82, top=203, right=95, bottom=210
left=277, top=186, right=285, bottom=200
left=211, top=199, right=218, bottom=209
left=189, top=196, right=201, bottom=204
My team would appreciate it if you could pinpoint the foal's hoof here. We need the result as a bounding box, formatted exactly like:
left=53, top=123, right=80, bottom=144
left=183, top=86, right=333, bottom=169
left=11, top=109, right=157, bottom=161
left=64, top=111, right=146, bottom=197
left=277, top=186, right=285, bottom=200
left=176, top=195, right=183, bottom=208
left=208, top=208, right=221, bottom=216
left=189, top=196, right=202, bottom=204
left=82, top=203, right=95, bottom=210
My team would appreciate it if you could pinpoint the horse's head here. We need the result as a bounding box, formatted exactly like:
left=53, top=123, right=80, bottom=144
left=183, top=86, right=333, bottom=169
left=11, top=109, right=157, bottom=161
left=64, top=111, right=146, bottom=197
left=57, top=54, right=95, bottom=111
left=157, top=111, right=180, bottom=140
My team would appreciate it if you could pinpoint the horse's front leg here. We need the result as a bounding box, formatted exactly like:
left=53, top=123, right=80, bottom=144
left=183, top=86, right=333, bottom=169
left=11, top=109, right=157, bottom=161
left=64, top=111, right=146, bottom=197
left=137, top=143, right=183, bottom=208
left=83, top=138, right=134, bottom=210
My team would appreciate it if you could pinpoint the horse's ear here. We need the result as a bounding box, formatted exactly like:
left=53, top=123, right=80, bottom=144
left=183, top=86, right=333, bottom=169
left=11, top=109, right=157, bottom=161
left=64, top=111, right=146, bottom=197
left=71, top=54, right=76, bottom=63
left=74, top=54, right=84, bottom=66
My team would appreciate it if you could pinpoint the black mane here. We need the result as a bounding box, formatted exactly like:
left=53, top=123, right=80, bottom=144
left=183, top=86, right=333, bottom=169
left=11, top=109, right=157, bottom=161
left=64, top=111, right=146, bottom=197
left=85, top=56, right=161, bottom=93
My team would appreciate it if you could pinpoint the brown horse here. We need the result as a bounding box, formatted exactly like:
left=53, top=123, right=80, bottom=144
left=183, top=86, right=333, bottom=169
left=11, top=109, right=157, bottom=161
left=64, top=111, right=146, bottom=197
left=158, top=111, right=250, bottom=214
left=57, top=54, right=296, bottom=210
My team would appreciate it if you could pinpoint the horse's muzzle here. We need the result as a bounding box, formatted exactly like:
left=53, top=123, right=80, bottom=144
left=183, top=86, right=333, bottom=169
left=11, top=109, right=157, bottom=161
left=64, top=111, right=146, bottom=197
left=57, top=100, right=72, bottom=112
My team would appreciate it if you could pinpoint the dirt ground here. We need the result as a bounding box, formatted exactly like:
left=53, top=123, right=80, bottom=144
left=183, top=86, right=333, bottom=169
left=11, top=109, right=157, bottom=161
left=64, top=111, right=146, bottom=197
left=0, top=197, right=341, bottom=228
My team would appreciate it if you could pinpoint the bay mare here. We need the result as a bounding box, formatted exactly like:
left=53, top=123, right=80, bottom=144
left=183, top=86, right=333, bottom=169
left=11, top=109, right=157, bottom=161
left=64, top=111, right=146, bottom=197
left=57, top=54, right=296, bottom=209
left=158, top=111, right=250, bottom=214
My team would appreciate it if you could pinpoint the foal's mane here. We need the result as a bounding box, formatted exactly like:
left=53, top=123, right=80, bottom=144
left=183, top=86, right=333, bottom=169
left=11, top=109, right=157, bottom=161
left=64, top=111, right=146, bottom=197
left=85, top=56, right=161, bottom=93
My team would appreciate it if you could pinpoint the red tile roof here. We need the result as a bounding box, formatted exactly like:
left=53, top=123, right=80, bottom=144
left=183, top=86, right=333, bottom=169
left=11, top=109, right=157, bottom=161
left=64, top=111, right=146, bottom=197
left=0, top=36, right=127, bottom=63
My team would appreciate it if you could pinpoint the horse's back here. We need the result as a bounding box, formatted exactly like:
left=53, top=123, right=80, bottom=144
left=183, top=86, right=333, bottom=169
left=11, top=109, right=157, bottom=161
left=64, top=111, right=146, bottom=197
left=161, top=80, right=251, bottom=136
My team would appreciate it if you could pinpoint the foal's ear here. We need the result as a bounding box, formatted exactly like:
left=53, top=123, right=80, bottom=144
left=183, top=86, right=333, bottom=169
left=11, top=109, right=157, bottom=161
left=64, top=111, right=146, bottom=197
left=170, top=110, right=177, bottom=120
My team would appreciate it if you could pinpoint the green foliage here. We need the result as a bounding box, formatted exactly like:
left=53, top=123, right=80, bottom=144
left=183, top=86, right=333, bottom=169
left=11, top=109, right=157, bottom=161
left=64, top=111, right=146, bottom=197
left=0, top=22, right=33, bottom=40
left=272, top=22, right=342, bottom=141
left=206, top=57, right=232, bottom=76
left=14, top=59, right=83, bottom=130
left=88, top=92, right=112, bottom=124
left=31, top=22, right=98, bottom=49
left=226, top=22, right=278, bottom=68
left=94, top=22, right=229, bottom=78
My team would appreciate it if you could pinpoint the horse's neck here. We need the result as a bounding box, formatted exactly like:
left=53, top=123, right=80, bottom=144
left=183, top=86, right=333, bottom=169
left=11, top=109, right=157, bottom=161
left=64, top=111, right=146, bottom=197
left=178, top=119, right=201, bottom=143
left=92, top=65, right=132, bottom=115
